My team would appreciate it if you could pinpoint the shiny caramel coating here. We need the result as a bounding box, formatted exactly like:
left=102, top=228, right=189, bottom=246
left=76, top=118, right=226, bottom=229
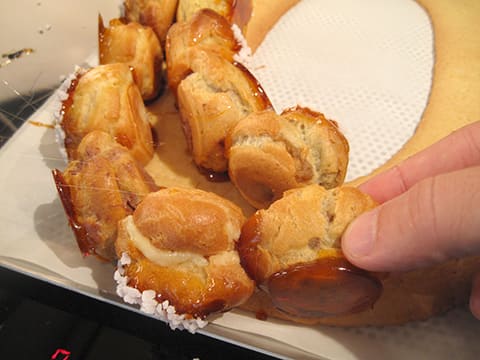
left=266, top=256, right=382, bottom=318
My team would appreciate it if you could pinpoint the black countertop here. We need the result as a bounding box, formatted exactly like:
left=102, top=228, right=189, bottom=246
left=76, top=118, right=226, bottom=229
left=0, top=265, right=279, bottom=360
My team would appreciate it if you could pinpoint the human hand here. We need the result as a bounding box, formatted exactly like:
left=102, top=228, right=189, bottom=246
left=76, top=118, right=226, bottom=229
left=341, top=121, right=480, bottom=319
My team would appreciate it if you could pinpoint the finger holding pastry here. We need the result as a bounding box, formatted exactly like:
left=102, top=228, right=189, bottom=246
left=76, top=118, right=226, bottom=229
left=342, top=121, right=480, bottom=271
left=342, top=122, right=480, bottom=320
left=343, top=166, right=480, bottom=272
left=238, top=181, right=480, bottom=326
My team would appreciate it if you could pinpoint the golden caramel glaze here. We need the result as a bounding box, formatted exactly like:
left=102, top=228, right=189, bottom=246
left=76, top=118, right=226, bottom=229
left=120, top=244, right=254, bottom=318
left=123, top=0, right=178, bottom=45
left=166, top=8, right=240, bottom=94
left=226, top=107, right=349, bottom=209
left=60, top=63, right=155, bottom=165
left=98, top=16, right=164, bottom=101
left=115, top=187, right=254, bottom=318
left=266, top=255, right=382, bottom=318
left=176, top=50, right=271, bottom=173
left=53, top=131, right=158, bottom=260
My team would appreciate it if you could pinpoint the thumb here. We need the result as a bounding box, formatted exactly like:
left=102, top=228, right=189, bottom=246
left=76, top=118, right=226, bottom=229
left=342, top=166, right=480, bottom=272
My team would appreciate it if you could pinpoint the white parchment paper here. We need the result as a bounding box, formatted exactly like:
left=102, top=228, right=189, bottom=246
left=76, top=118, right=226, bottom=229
left=1, top=1, right=479, bottom=359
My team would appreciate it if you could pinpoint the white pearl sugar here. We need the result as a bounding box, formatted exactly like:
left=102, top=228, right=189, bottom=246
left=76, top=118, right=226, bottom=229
left=114, top=253, right=208, bottom=333
left=231, top=24, right=253, bottom=66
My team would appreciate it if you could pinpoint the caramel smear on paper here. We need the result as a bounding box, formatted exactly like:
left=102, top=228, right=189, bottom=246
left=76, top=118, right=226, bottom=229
left=1, top=48, right=35, bottom=68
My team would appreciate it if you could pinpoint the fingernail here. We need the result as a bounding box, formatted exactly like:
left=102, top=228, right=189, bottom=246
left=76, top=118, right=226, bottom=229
left=343, top=208, right=378, bottom=259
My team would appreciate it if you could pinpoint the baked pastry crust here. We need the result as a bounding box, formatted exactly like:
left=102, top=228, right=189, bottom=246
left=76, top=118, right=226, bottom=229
left=226, top=107, right=349, bottom=209
left=60, top=63, right=156, bottom=165
left=115, top=187, right=255, bottom=317
left=53, top=131, right=158, bottom=260
left=99, top=16, right=164, bottom=101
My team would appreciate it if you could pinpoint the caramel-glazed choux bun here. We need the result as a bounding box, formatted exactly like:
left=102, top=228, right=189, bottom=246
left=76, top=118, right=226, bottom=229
left=115, top=187, right=255, bottom=318
left=176, top=50, right=271, bottom=173
left=166, top=8, right=240, bottom=94
left=226, top=107, right=349, bottom=209
left=237, top=184, right=382, bottom=321
left=52, top=131, right=158, bottom=260
left=98, top=16, right=164, bottom=101
left=123, top=0, right=178, bottom=45
left=60, top=63, right=156, bottom=165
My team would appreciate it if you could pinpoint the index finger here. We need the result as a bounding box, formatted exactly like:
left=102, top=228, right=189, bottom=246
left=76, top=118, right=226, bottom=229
left=359, top=121, right=480, bottom=203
